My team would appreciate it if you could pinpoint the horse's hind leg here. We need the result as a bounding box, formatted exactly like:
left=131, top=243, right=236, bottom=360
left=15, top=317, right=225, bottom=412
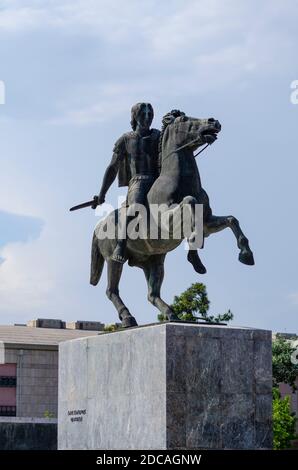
left=106, top=260, right=138, bottom=328
left=143, top=256, right=179, bottom=321
left=204, top=215, right=255, bottom=265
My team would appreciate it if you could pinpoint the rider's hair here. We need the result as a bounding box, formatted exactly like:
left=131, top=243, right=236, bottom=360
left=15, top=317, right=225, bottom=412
left=130, top=103, right=154, bottom=131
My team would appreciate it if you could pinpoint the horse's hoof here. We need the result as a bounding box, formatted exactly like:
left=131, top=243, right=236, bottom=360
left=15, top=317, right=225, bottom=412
left=239, top=250, right=255, bottom=266
left=187, top=251, right=207, bottom=274
left=195, top=264, right=207, bottom=274
left=121, top=316, right=138, bottom=328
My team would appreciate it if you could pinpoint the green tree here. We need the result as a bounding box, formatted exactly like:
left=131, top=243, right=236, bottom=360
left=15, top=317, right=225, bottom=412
left=272, top=337, right=298, bottom=391
left=273, top=387, right=297, bottom=449
left=157, top=283, right=233, bottom=323
left=272, top=337, right=298, bottom=449
left=103, top=323, right=123, bottom=332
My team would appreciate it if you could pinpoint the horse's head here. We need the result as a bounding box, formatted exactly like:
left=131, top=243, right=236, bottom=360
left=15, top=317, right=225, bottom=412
left=161, top=110, right=221, bottom=155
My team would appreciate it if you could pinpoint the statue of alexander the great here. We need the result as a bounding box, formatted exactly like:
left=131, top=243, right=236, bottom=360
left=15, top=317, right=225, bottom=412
left=70, top=106, right=254, bottom=328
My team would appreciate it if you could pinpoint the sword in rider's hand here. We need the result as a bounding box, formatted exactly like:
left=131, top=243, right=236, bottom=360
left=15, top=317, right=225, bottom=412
left=69, top=195, right=101, bottom=212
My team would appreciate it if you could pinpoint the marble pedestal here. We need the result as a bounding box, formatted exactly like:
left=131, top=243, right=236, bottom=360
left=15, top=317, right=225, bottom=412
left=58, top=322, right=272, bottom=449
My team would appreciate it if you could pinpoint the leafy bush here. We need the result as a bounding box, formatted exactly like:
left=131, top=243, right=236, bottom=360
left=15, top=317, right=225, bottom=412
left=158, top=283, right=233, bottom=323
left=103, top=323, right=122, bottom=332
left=272, top=337, right=298, bottom=390
left=273, top=387, right=297, bottom=449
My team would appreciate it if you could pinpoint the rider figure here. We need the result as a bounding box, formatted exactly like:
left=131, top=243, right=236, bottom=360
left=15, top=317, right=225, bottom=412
left=97, top=102, right=160, bottom=263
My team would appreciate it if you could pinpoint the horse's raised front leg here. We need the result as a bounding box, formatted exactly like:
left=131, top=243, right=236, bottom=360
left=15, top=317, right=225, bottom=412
left=143, top=255, right=179, bottom=321
left=204, top=215, right=255, bottom=265
left=187, top=250, right=206, bottom=274
left=180, top=196, right=207, bottom=274
left=106, top=259, right=138, bottom=328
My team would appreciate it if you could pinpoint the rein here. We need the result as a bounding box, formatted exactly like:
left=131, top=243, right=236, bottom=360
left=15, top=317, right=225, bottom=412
left=194, top=143, right=210, bottom=157
left=162, top=138, right=210, bottom=163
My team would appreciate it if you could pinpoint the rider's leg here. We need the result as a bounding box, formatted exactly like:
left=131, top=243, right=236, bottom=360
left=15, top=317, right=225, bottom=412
left=111, top=178, right=150, bottom=264
left=111, top=213, right=133, bottom=263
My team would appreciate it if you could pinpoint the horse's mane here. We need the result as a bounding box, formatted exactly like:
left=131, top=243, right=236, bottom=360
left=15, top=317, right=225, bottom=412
left=158, top=109, right=185, bottom=170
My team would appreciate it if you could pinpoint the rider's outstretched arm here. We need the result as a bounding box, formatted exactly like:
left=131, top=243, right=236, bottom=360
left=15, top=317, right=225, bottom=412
left=98, top=152, right=120, bottom=203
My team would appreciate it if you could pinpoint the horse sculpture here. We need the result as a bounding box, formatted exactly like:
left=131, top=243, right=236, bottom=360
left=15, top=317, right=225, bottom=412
left=90, top=111, right=254, bottom=327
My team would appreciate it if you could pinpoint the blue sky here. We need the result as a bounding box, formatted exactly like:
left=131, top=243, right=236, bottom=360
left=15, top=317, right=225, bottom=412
left=0, top=0, right=297, bottom=332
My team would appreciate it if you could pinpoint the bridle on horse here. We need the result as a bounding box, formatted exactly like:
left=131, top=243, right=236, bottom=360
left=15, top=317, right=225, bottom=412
left=194, top=143, right=210, bottom=157
left=162, top=137, right=210, bottom=163
left=161, top=122, right=218, bottom=163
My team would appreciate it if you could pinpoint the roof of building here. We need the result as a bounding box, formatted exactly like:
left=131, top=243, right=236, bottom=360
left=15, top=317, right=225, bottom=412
left=0, top=325, right=99, bottom=348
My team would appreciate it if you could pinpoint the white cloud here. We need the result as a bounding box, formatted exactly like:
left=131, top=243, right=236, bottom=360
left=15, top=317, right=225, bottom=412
left=0, top=5, right=47, bottom=32
left=49, top=81, right=153, bottom=126
left=1, top=0, right=296, bottom=125
left=0, top=209, right=92, bottom=319
left=41, top=0, right=296, bottom=125
left=0, top=0, right=151, bottom=38
left=0, top=238, right=53, bottom=312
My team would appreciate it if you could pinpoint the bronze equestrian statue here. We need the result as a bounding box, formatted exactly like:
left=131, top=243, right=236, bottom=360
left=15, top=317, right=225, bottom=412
left=72, top=103, right=255, bottom=328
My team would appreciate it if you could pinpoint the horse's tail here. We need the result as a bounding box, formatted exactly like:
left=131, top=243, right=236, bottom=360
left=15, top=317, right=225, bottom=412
left=90, top=232, right=105, bottom=286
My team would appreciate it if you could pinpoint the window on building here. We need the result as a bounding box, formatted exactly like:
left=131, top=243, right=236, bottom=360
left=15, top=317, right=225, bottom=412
left=0, top=364, right=17, bottom=417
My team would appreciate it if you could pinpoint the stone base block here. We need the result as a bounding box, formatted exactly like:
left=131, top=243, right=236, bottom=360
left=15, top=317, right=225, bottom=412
left=58, top=322, right=272, bottom=449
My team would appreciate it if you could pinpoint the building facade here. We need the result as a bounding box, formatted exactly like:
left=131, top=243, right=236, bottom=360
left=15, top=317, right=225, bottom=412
left=0, top=320, right=103, bottom=418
